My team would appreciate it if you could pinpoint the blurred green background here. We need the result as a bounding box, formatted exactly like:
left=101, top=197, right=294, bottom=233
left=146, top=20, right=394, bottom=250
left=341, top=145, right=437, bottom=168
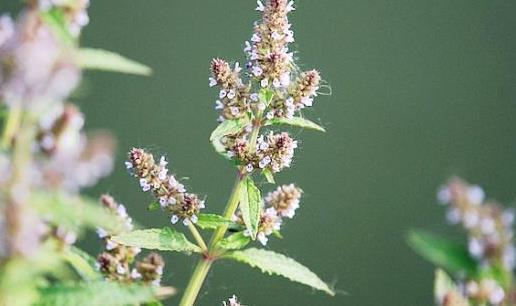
left=3, top=0, right=516, bottom=305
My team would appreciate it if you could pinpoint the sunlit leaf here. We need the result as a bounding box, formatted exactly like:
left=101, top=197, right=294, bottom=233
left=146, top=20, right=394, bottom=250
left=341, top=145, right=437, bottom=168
left=76, top=48, right=152, bottom=76
left=196, top=214, right=233, bottom=230
left=226, top=248, right=335, bottom=295
left=216, top=232, right=251, bottom=250
left=265, top=117, right=325, bottom=132
left=238, top=177, right=261, bottom=239
left=61, top=247, right=101, bottom=281
left=36, top=281, right=158, bottom=306
left=111, top=227, right=201, bottom=254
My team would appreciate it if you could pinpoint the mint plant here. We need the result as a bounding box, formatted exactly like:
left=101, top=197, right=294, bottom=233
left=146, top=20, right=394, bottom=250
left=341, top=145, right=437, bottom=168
left=408, top=178, right=515, bottom=306
left=119, top=0, right=335, bottom=305
left=0, top=0, right=335, bottom=305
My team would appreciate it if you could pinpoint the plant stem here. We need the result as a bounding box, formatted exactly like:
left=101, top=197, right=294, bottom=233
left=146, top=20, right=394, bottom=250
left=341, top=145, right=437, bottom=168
left=187, top=223, right=208, bottom=253
left=179, top=113, right=263, bottom=306
left=1, top=106, right=22, bottom=150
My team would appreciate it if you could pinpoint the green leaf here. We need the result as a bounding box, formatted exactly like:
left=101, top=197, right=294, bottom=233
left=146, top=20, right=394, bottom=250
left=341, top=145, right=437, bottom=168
left=76, top=48, right=152, bottom=76
left=226, top=248, right=335, bottom=296
left=265, top=117, right=325, bottom=132
left=111, top=227, right=201, bottom=254
left=35, top=281, right=157, bottom=306
left=434, top=269, right=469, bottom=305
left=210, top=118, right=250, bottom=142
left=196, top=214, right=233, bottom=230
left=407, top=230, right=477, bottom=276
left=61, top=247, right=101, bottom=281
left=148, top=201, right=160, bottom=211
left=30, top=192, right=124, bottom=234
left=259, top=88, right=274, bottom=105
left=262, top=169, right=275, bottom=184
left=216, top=232, right=251, bottom=250
left=239, top=177, right=262, bottom=239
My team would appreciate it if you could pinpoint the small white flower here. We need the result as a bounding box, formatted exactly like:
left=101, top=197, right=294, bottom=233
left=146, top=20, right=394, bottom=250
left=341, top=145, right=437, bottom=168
left=446, top=208, right=461, bottom=224
left=285, top=97, right=294, bottom=107
left=96, top=228, right=108, bottom=238
left=250, top=51, right=259, bottom=60
left=244, top=41, right=252, bottom=52
left=131, top=269, right=142, bottom=279
left=468, top=238, right=484, bottom=258
left=467, top=185, right=485, bottom=205
left=106, top=239, right=117, bottom=251
left=464, top=210, right=479, bottom=228
left=280, top=72, right=291, bottom=87
left=151, top=279, right=161, bottom=286
left=219, top=89, right=227, bottom=99
left=437, top=186, right=451, bottom=205
left=230, top=106, right=240, bottom=116
left=183, top=218, right=191, bottom=226
left=156, top=265, right=164, bottom=275
left=227, top=89, right=236, bottom=99
left=251, top=33, right=261, bottom=43
left=250, top=93, right=259, bottom=101
left=159, top=197, right=169, bottom=208
left=257, top=232, right=268, bottom=246
left=226, top=150, right=235, bottom=158
left=234, top=62, right=242, bottom=73
left=185, top=215, right=196, bottom=225
left=252, top=66, right=263, bottom=77
left=266, top=111, right=274, bottom=120
left=286, top=0, right=295, bottom=12
left=116, top=265, right=126, bottom=275
left=171, top=215, right=179, bottom=224
left=255, top=0, right=264, bottom=11
left=260, top=79, right=269, bottom=88
left=245, top=164, right=254, bottom=173
left=116, top=204, right=128, bottom=218
left=215, top=100, right=224, bottom=110
left=125, top=161, right=133, bottom=169
left=480, top=218, right=496, bottom=235
left=209, top=77, right=217, bottom=87
left=199, top=201, right=206, bottom=209
left=140, top=178, right=151, bottom=192
left=272, top=78, right=281, bottom=88
left=301, top=96, right=313, bottom=107
left=257, top=102, right=266, bottom=111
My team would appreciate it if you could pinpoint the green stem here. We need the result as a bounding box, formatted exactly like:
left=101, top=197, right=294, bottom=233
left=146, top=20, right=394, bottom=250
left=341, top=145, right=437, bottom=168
left=179, top=109, right=264, bottom=306
left=177, top=257, right=212, bottom=306
left=187, top=223, right=208, bottom=253
left=1, top=107, right=22, bottom=150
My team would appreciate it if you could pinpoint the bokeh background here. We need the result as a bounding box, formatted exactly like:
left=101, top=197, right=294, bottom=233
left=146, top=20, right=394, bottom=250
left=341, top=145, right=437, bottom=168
left=2, top=0, right=516, bottom=305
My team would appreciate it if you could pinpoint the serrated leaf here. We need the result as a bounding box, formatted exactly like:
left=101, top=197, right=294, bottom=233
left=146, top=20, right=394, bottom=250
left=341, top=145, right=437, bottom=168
left=111, top=227, right=201, bottom=254
left=61, top=246, right=101, bottom=281
left=226, top=248, right=334, bottom=295
left=265, top=117, right=325, bottom=132
left=239, top=177, right=261, bottom=239
left=210, top=118, right=250, bottom=142
left=148, top=201, right=160, bottom=211
left=216, top=232, right=251, bottom=250
left=30, top=192, right=124, bottom=234
left=196, top=214, right=233, bottom=230
left=262, top=169, right=275, bottom=184
left=35, top=281, right=157, bottom=306
left=434, top=269, right=469, bottom=305
left=407, top=230, right=477, bottom=276
left=76, top=48, right=152, bottom=76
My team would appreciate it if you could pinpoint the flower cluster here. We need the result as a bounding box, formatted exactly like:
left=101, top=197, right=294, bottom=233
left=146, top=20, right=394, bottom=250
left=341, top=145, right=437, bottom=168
left=222, top=295, right=242, bottom=306
left=35, top=104, right=115, bottom=193
left=234, top=183, right=302, bottom=245
left=246, top=0, right=295, bottom=89
left=126, top=148, right=205, bottom=225
left=437, top=178, right=515, bottom=305
left=230, top=131, right=298, bottom=173
left=210, top=58, right=250, bottom=122
left=0, top=9, right=80, bottom=112
left=96, top=195, right=165, bottom=286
